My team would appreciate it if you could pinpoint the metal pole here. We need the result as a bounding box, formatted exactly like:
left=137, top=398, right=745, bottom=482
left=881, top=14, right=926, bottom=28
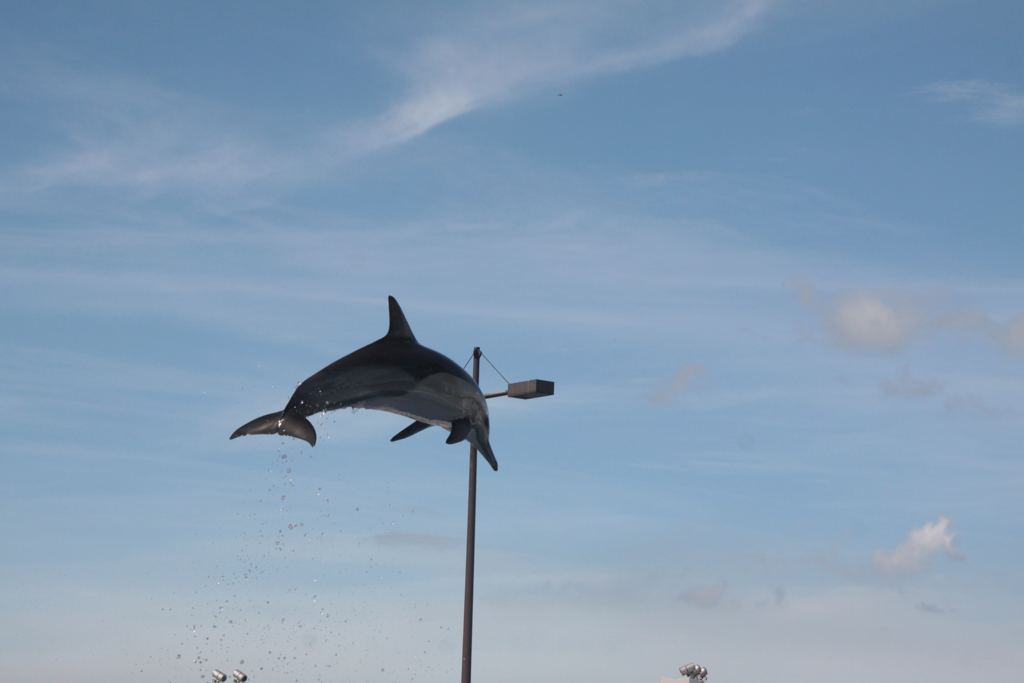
left=461, top=347, right=482, bottom=683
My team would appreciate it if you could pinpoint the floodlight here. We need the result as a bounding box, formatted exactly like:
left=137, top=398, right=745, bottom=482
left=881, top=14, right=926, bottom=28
left=212, top=671, right=227, bottom=683
left=506, top=379, right=554, bottom=399
left=680, top=663, right=699, bottom=676
left=232, top=671, right=248, bottom=682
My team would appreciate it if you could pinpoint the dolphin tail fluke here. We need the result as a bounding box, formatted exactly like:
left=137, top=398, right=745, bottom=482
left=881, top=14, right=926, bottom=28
left=390, top=420, right=433, bottom=442
left=230, top=411, right=317, bottom=447
left=276, top=413, right=317, bottom=446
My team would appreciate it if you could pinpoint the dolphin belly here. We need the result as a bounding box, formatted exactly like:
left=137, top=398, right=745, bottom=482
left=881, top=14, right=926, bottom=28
left=357, top=372, right=484, bottom=430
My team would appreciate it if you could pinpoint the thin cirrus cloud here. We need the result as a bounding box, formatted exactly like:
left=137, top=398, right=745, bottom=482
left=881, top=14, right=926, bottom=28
left=338, top=0, right=770, bottom=152
left=879, top=368, right=1019, bottom=419
left=0, top=59, right=296, bottom=199
left=916, top=80, right=1024, bottom=126
left=943, top=393, right=1017, bottom=419
left=2, top=1, right=771, bottom=200
left=374, top=531, right=461, bottom=551
left=872, top=517, right=964, bottom=576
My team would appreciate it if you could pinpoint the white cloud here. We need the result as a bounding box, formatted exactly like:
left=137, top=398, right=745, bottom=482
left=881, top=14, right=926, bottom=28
left=795, top=281, right=1024, bottom=357
left=344, top=0, right=769, bottom=151
left=873, top=517, right=964, bottom=576
left=827, top=292, right=919, bottom=352
left=917, top=80, right=1024, bottom=126
left=796, top=282, right=919, bottom=352
left=647, top=362, right=706, bottom=405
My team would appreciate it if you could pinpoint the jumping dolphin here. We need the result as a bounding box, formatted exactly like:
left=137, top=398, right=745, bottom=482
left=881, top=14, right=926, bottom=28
left=230, top=296, right=498, bottom=470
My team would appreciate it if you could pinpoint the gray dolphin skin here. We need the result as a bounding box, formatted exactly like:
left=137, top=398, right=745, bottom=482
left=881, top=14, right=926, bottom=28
left=230, top=296, right=498, bottom=470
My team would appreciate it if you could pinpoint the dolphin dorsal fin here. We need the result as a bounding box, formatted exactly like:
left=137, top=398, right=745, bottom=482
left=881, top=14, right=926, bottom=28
left=386, top=296, right=417, bottom=342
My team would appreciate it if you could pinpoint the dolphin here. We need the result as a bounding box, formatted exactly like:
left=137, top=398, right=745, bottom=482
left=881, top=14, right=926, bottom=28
left=230, top=296, right=498, bottom=470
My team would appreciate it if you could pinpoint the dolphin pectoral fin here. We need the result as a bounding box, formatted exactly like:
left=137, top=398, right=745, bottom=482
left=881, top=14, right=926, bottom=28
left=230, top=411, right=317, bottom=447
left=446, top=417, right=472, bottom=445
left=390, top=420, right=433, bottom=442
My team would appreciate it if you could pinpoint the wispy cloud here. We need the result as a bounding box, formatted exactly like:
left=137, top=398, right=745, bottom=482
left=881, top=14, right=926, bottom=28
left=342, top=0, right=770, bottom=152
left=679, top=580, right=727, bottom=608
left=916, top=80, right=1024, bottom=126
left=2, top=2, right=770, bottom=201
left=943, top=393, right=1017, bottom=419
left=374, top=532, right=461, bottom=551
left=915, top=601, right=950, bottom=614
left=873, top=517, right=964, bottom=576
left=880, top=367, right=943, bottom=398
left=1001, top=314, right=1024, bottom=355
left=0, top=59, right=297, bottom=201
left=647, top=362, right=706, bottom=405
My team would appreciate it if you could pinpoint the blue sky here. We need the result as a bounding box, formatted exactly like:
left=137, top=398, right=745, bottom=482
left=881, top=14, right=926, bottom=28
left=1, top=2, right=1022, bottom=682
